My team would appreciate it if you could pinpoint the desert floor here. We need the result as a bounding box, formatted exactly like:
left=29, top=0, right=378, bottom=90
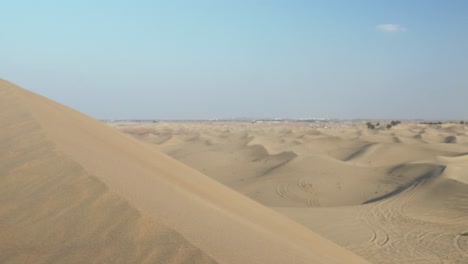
left=114, top=120, right=468, bottom=264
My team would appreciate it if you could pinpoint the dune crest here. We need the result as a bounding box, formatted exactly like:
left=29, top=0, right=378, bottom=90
left=0, top=79, right=369, bottom=263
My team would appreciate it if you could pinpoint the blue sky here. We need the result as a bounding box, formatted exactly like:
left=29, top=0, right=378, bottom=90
left=1, top=1, right=468, bottom=119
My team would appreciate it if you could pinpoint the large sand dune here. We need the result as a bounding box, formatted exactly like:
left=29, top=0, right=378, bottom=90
left=116, top=121, right=468, bottom=263
left=1, top=79, right=369, bottom=263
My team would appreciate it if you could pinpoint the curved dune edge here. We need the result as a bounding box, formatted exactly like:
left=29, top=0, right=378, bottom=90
left=0, top=90, right=217, bottom=264
left=1, top=79, right=369, bottom=264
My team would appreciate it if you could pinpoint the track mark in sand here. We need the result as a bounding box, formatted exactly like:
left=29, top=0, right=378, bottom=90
left=356, top=182, right=423, bottom=251
left=455, top=232, right=468, bottom=252
left=276, top=183, right=290, bottom=198
left=365, top=226, right=390, bottom=247
left=306, top=196, right=319, bottom=207
left=363, top=165, right=446, bottom=204
left=275, top=179, right=321, bottom=207
left=377, top=232, right=390, bottom=247
left=298, top=178, right=320, bottom=207
left=354, top=178, right=468, bottom=263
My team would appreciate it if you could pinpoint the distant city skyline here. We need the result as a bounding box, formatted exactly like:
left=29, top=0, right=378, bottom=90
left=2, top=1, right=468, bottom=119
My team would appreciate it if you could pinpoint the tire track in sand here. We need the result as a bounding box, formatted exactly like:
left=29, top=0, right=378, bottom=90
left=454, top=232, right=468, bottom=252
left=298, top=178, right=320, bottom=207
left=353, top=174, right=468, bottom=263
left=275, top=178, right=321, bottom=207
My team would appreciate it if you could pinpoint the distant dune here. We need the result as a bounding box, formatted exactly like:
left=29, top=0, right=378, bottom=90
left=115, top=120, right=468, bottom=263
left=0, top=78, right=369, bottom=263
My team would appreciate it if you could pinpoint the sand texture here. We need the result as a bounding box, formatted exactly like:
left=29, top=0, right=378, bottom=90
left=1, top=79, right=369, bottom=263
left=115, top=121, right=468, bottom=263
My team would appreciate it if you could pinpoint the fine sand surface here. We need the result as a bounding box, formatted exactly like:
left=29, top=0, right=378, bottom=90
left=1, top=78, right=369, bottom=264
left=114, top=120, right=468, bottom=263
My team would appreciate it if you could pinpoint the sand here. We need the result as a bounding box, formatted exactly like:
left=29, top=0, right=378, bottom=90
left=1, top=78, right=369, bottom=263
left=114, top=120, right=468, bottom=263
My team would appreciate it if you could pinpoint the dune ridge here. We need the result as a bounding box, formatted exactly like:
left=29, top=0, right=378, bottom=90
left=1, top=83, right=216, bottom=264
left=1, top=79, right=369, bottom=263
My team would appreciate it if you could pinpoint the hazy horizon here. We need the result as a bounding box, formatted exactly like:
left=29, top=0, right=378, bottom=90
left=2, top=1, right=468, bottom=120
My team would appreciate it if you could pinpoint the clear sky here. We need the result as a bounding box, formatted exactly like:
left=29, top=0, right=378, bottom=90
left=2, top=1, right=468, bottom=119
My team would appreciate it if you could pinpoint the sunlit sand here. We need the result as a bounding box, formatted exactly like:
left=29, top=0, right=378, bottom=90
left=1, top=80, right=369, bottom=263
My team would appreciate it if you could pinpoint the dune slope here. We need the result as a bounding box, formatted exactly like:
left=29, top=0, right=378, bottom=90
left=0, top=79, right=369, bottom=263
left=0, top=83, right=216, bottom=264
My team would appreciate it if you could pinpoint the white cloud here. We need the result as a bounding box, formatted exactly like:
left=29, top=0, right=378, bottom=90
left=376, top=24, right=407, bottom=32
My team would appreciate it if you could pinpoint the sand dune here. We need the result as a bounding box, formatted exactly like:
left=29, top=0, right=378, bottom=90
left=1, top=79, right=369, bottom=263
left=116, top=120, right=468, bottom=263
